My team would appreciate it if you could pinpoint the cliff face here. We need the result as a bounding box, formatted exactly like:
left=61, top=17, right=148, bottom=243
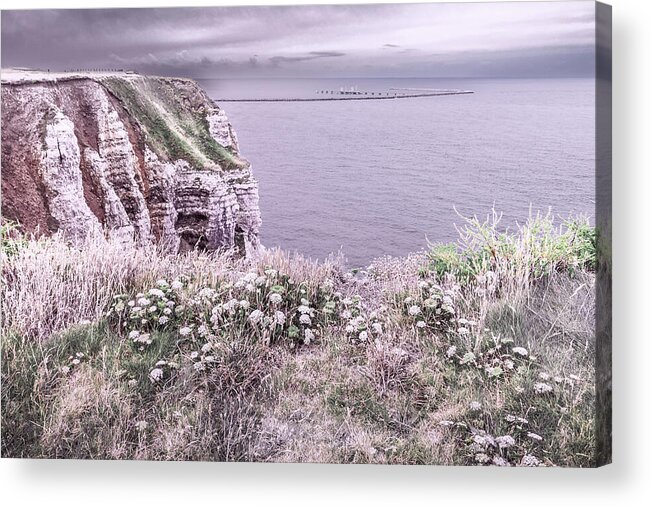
left=1, top=71, right=261, bottom=255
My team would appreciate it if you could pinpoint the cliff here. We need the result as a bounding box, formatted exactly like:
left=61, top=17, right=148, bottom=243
left=0, top=69, right=261, bottom=255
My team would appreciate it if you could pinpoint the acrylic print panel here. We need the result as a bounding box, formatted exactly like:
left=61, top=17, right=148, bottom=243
left=0, top=1, right=611, bottom=466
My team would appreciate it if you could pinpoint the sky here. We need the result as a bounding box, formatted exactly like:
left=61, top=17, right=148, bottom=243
left=1, top=2, right=596, bottom=78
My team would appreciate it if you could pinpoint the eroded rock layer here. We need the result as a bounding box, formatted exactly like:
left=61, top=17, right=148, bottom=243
left=1, top=72, right=261, bottom=255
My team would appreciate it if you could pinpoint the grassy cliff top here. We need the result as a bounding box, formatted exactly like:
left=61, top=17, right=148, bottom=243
left=100, top=75, right=244, bottom=170
left=1, top=68, right=245, bottom=171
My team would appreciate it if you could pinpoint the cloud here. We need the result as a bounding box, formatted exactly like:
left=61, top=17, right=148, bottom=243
left=1, top=3, right=595, bottom=78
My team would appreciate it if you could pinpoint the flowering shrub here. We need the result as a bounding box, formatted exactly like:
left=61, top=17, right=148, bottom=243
left=340, top=295, right=387, bottom=344
left=445, top=332, right=534, bottom=381
left=107, top=278, right=184, bottom=351
left=108, top=269, right=342, bottom=352
left=394, top=279, right=457, bottom=332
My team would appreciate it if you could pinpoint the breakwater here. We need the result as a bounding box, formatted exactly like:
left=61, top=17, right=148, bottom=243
left=217, top=89, right=474, bottom=103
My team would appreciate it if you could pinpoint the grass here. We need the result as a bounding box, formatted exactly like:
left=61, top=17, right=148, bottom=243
left=100, top=77, right=241, bottom=170
left=1, top=211, right=598, bottom=464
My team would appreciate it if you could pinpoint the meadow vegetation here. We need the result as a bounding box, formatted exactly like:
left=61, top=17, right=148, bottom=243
left=1, top=212, right=597, bottom=465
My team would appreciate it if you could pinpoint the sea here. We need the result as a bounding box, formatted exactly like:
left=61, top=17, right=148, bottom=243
left=198, top=78, right=595, bottom=267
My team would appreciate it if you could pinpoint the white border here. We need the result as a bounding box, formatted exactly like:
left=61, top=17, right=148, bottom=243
left=1, top=0, right=649, bottom=504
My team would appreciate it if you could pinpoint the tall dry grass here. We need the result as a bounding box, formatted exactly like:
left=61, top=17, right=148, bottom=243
left=1, top=213, right=597, bottom=464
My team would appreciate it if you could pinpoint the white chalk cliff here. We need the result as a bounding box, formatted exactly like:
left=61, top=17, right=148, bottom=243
left=1, top=70, right=261, bottom=255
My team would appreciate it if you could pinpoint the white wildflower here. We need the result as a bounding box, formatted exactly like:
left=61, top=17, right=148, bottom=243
left=512, top=346, right=528, bottom=356
left=539, top=372, right=551, bottom=381
left=527, top=432, right=543, bottom=441
left=269, top=293, right=283, bottom=305
left=372, top=322, right=383, bottom=334
left=242, top=272, right=257, bottom=283
left=469, top=401, right=482, bottom=411
left=163, top=308, right=172, bottom=315
left=274, top=311, right=286, bottom=326
left=248, top=309, right=264, bottom=324
left=408, top=305, right=421, bottom=316
left=341, top=310, right=352, bottom=320
left=135, top=420, right=148, bottom=432
left=190, top=351, right=199, bottom=360
left=179, top=326, right=192, bottom=336
left=304, top=328, right=315, bottom=344
left=137, top=298, right=151, bottom=307
left=132, top=332, right=148, bottom=344
left=297, top=305, right=311, bottom=314
left=520, top=454, right=541, bottom=467
left=128, top=330, right=140, bottom=340
left=358, top=331, right=368, bottom=341
left=148, top=288, right=165, bottom=298
left=496, top=435, right=516, bottom=449
left=158, top=316, right=169, bottom=325
left=345, top=324, right=355, bottom=333
left=475, top=453, right=490, bottom=464
left=446, top=345, right=457, bottom=358
left=458, top=327, right=470, bottom=336
left=351, top=315, right=365, bottom=327
left=416, top=320, right=426, bottom=328
left=239, top=300, right=250, bottom=310
left=492, top=456, right=509, bottom=467
left=460, top=351, right=476, bottom=364
left=148, top=305, right=157, bottom=313
left=149, top=368, right=164, bottom=382
left=201, top=342, right=212, bottom=353
left=171, top=280, right=183, bottom=290
left=299, top=314, right=312, bottom=325
left=534, top=382, right=553, bottom=394
left=473, top=434, right=492, bottom=447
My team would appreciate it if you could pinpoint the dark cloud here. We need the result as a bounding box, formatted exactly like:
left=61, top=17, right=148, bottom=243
left=308, top=51, right=346, bottom=58
left=268, top=51, right=346, bottom=68
left=1, top=3, right=595, bottom=78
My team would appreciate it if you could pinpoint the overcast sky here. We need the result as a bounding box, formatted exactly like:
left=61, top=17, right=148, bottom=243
left=1, top=2, right=596, bottom=78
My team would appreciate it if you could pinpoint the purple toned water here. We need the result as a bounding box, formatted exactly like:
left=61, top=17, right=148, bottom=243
left=200, top=78, right=595, bottom=266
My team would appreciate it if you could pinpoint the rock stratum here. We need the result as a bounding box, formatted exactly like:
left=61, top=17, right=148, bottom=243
left=1, top=69, right=261, bottom=255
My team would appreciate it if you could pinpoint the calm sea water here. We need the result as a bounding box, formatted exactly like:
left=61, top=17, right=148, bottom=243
left=198, top=78, right=595, bottom=267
